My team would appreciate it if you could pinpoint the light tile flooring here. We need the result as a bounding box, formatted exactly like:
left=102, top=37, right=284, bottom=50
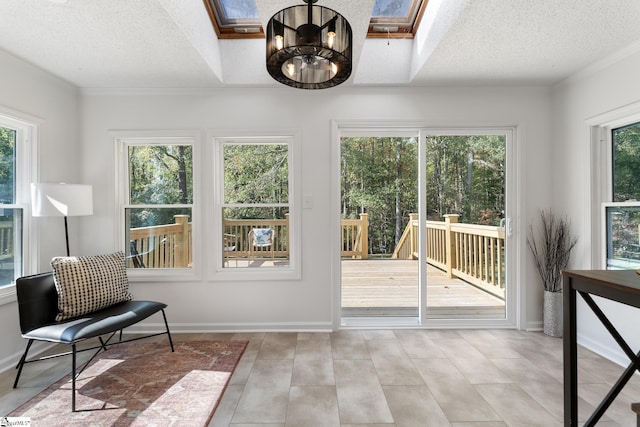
left=1, top=330, right=639, bottom=426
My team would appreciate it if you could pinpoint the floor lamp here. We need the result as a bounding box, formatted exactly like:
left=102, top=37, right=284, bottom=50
left=31, top=183, right=94, bottom=256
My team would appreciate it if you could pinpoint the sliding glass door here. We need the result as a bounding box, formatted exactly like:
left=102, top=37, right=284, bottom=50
left=422, top=131, right=509, bottom=320
left=337, top=125, right=515, bottom=326
left=340, top=134, right=419, bottom=317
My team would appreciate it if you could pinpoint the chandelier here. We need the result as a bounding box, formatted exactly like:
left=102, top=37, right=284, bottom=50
left=266, top=0, right=353, bottom=89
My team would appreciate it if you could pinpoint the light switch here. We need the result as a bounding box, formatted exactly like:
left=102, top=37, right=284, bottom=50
left=303, top=194, right=313, bottom=209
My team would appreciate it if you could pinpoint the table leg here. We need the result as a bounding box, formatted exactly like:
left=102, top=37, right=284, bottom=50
left=564, top=276, right=577, bottom=425
left=580, top=291, right=640, bottom=426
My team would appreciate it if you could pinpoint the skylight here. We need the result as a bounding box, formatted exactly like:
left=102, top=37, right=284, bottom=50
left=369, top=0, right=426, bottom=38
left=203, top=0, right=427, bottom=39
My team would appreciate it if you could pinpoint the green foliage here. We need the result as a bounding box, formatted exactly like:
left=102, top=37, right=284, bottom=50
left=124, top=135, right=506, bottom=256
left=223, top=143, right=289, bottom=219
left=128, top=145, right=193, bottom=227
left=341, top=137, right=418, bottom=254
left=426, top=135, right=505, bottom=225
left=613, top=123, right=640, bottom=202
left=608, top=122, right=640, bottom=263
left=608, top=206, right=640, bottom=261
left=341, top=135, right=506, bottom=255
left=0, top=126, right=16, bottom=204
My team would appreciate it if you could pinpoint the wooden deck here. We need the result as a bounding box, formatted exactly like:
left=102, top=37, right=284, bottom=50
left=341, top=259, right=505, bottom=319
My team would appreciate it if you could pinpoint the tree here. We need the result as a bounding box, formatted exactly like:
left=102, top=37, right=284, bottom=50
left=341, top=137, right=418, bottom=255
left=425, top=135, right=505, bottom=225
left=613, top=123, right=640, bottom=202
left=0, top=126, right=16, bottom=204
left=223, top=143, right=289, bottom=219
left=128, top=145, right=193, bottom=228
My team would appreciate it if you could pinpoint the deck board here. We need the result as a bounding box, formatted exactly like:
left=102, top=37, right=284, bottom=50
left=341, top=259, right=505, bottom=318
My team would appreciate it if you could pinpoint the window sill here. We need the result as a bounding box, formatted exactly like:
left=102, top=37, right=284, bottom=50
left=211, top=266, right=301, bottom=282
left=126, top=268, right=201, bottom=282
left=0, top=285, right=17, bottom=306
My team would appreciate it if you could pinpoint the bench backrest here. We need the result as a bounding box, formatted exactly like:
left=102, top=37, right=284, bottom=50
left=16, top=272, right=59, bottom=334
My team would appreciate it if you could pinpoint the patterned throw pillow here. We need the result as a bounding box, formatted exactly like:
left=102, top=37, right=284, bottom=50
left=51, top=251, right=133, bottom=321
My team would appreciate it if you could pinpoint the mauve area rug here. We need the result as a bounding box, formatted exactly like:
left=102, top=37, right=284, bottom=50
left=10, top=340, right=248, bottom=426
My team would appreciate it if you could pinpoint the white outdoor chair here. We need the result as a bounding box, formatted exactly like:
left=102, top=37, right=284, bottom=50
left=248, top=228, right=275, bottom=262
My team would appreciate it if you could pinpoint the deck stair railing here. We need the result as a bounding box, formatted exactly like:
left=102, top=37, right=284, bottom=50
left=341, top=213, right=368, bottom=259
left=392, top=213, right=505, bottom=299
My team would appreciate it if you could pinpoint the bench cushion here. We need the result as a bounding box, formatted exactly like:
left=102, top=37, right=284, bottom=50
left=51, top=251, right=133, bottom=321
left=22, top=300, right=167, bottom=344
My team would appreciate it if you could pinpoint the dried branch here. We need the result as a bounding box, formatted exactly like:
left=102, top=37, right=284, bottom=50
left=527, top=210, right=578, bottom=292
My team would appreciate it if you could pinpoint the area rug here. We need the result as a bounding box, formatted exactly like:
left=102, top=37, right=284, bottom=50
left=9, top=340, right=248, bottom=426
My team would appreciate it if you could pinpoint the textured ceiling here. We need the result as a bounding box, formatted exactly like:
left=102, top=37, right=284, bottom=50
left=0, top=0, right=639, bottom=89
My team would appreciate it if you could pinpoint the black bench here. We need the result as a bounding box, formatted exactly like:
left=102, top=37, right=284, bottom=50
left=13, top=271, right=174, bottom=411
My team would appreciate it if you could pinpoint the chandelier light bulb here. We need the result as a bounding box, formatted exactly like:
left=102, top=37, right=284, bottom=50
left=327, top=31, right=336, bottom=49
left=275, top=35, right=284, bottom=50
left=287, top=63, right=296, bottom=77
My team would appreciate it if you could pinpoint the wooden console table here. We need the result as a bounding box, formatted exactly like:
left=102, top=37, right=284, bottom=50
left=563, top=269, right=640, bottom=426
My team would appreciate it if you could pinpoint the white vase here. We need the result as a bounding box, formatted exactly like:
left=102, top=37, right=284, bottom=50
left=543, top=290, right=563, bottom=337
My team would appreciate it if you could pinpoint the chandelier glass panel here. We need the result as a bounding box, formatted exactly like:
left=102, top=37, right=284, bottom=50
left=266, top=0, right=352, bottom=89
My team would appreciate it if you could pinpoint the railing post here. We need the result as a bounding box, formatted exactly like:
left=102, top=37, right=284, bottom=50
left=409, top=213, right=418, bottom=258
left=285, top=213, right=290, bottom=258
left=444, top=214, right=459, bottom=278
left=359, top=213, right=369, bottom=260
left=173, top=214, right=189, bottom=268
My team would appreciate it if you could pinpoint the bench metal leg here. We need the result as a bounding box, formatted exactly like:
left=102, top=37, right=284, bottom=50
left=72, top=343, right=77, bottom=412
left=98, top=336, right=108, bottom=351
left=162, top=309, right=174, bottom=352
left=14, top=309, right=173, bottom=412
left=13, top=339, right=34, bottom=389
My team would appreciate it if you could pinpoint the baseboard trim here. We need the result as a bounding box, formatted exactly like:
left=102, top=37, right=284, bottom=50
left=525, top=320, right=543, bottom=332
left=577, top=332, right=630, bottom=367
left=0, top=341, right=55, bottom=374
left=125, top=321, right=335, bottom=334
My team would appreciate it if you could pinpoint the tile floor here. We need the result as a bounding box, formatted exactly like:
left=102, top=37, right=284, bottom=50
left=1, top=329, right=639, bottom=426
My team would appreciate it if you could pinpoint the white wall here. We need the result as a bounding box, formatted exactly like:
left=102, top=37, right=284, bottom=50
left=0, top=49, right=80, bottom=370
left=0, top=47, right=557, bottom=371
left=79, top=85, right=552, bottom=334
left=552, top=49, right=640, bottom=364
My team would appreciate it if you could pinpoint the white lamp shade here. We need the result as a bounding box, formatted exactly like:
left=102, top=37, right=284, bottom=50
left=31, top=183, right=93, bottom=217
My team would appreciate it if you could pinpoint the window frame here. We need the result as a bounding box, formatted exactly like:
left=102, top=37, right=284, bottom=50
left=210, top=132, right=301, bottom=281
left=0, top=108, right=38, bottom=305
left=114, top=131, right=201, bottom=282
left=601, top=201, right=640, bottom=270
left=600, top=119, right=640, bottom=269
left=590, top=105, right=640, bottom=269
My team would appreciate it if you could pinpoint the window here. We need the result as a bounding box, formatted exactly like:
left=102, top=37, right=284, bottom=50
left=0, top=111, right=36, bottom=301
left=203, top=0, right=427, bottom=39
left=214, top=135, right=299, bottom=277
left=118, top=137, right=194, bottom=271
left=604, top=121, right=640, bottom=269
left=612, top=122, right=640, bottom=202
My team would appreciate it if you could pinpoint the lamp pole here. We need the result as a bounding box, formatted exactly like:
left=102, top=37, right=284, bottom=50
left=64, top=216, right=70, bottom=256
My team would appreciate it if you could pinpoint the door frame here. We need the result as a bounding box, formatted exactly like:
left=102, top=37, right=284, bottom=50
left=331, top=120, right=522, bottom=330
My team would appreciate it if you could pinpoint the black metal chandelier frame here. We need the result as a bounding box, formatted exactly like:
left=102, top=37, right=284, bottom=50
left=266, top=0, right=353, bottom=89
